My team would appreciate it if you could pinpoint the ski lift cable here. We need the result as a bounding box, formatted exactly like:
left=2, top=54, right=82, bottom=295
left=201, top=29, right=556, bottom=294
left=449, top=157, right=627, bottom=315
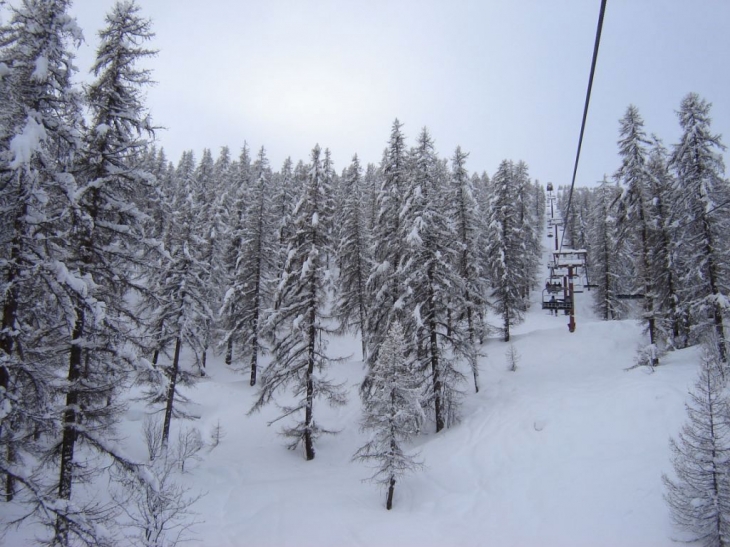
left=559, top=0, right=608, bottom=251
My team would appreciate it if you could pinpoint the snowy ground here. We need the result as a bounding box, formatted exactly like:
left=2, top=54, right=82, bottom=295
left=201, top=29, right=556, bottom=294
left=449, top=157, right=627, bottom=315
left=7, top=234, right=700, bottom=546
left=171, top=240, right=698, bottom=547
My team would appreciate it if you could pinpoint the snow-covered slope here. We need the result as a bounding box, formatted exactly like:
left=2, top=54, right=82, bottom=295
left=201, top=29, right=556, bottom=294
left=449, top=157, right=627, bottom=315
left=172, top=264, right=698, bottom=546
left=7, top=235, right=699, bottom=546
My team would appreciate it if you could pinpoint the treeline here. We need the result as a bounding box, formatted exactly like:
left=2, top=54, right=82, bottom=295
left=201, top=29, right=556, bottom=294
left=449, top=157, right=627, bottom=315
left=558, top=94, right=729, bottom=367
left=0, top=0, right=547, bottom=541
left=146, top=123, right=546, bottom=448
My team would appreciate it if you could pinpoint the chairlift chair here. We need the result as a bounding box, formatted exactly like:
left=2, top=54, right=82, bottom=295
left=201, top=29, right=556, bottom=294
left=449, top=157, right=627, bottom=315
left=541, top=289, right=572, bottom=311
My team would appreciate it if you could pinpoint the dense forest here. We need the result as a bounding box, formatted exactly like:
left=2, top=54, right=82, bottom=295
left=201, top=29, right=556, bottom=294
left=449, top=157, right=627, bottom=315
left=1, top=1, right=729, bottom=546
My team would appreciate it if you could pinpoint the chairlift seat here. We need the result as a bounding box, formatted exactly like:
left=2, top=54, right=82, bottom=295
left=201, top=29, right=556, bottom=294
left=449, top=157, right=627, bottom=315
left=541, top=300, right=573, bottom=311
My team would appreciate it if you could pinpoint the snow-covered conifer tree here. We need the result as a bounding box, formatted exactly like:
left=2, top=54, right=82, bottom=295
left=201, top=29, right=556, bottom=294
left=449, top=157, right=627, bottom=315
left=487, top=160, right=529, bottom=341
left=613, top=105, right=661, bottom=365
left=588, top=177, right=625, bottom=320
left=1, top=2, right=162, bottom=543
left=53, top=7, right=161, bottom=541
left=271, top=157, right=297, bottom=267
left=334, top=155, right=371, bottom=359
left=561, top=186, right=591, bottom=252
left=210, top=146, right=238, bottom=269
left=353, top=321, right=423, bottom=510
left=251, top=145, right=346, bottom=461
left=220, top=146, right=275, bottom=385
left=220, top=144, right=252, bottom=364
left=190, top=148, right=221, bottom=370
left=512, top=160, right=540, bottom=300
left=366, top=120, right=410, bottom=365
left=362, top=162, right=381, bottom=234
left=664, top=344, right=730, bottom=546
left=669, top=93, right=730, bottom=362
left=532, top=180, right=546, bottom=236
left=0, top=0, right=84, bottom=506
left=450, top=146, right=487, bottom=383
left=401, top=128, right=467, bottom=431
left=137, top=152, right=212, bottom=449
left=646, top=137, right=683, bottom=347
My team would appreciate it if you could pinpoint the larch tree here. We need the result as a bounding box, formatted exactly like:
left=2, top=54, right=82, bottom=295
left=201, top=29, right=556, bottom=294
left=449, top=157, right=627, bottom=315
left=137, top=151, right=211, bottom=449
left=251, top=145, right=346, bottom=461
left=353, top=321, right=423, bottom=510
left=512, top=160, right=540, bottom=300
left=38, top=1, right=159, bottom=543
left=588, top=177, right=624, bottom=321
left=532, top=180, right=546, bottom=238
left=613, top=105, right=661, bottom=365
left=487, top=160, right=528, bottom=341
left=472, top=170, right=491, bottom=339
left=669, top=93, right=730, bottom=363
left=362, top=161, right=381, bottom=235
left=220, top=146, right=275, bottom=386
left=664, top=344, right=730, bottom=546
left=0, top=0, right=84, bottom=508
left=646, top=137, right=684, bottom=347
left=450, top=146, right=486, bottom=391
left=564, top=187, right=592, bottom=252
left=366, top=119, right=410, bottom=366
left=270, top=157, right=297, bottom=277
left=402, top=128, right=466, bottom=432
left=221, top=143, right=252, bottom=365
left=210, top=146, right=238, bottom=293
left=333, top=154, right=371, bottom=360
left=191, top=148, right=219, bottom=371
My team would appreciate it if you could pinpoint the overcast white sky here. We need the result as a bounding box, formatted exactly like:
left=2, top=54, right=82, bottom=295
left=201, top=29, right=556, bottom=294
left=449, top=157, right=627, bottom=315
left=64, top=0, right=730, bottom=186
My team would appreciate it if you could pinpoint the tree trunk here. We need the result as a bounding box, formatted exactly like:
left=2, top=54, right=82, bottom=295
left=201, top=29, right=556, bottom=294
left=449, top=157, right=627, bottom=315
left=465, top=299, right=478, bottom=393
left=702, top=215, right=727, bottom=363
left=1, top=297, right=15, bottom=502
left=386, top=475, right=396, bottom=510
left=639, top=217, right=659, bottom=366
left=249, top=189, right=265, bottom=386
left=446, top=307, right=452, bottom=338
left=465, top=296, right=474, bottom=343
left=357, top=254, right=368, bottom=362
left=304, top=354, right=315, bottom=460
left=713, top=306, right=727, bottom=365
left=225, top=337, right=233, bottom=365
left=56, top=306, right=85, bottom=545
left=4, top=444, right=14, bottom=502
left=655, top=195, right=680, bottom=345
left=427, top=271, right=444, bottom=433
left=151, top=318, right=165, bottom=366
left=162, top=336, right=182, bottom=449
left=249, top=284, right=260, bottom=386
left=304, top=283, right=317, bottom=461
left=249, top=339, right=258, bottom=387
left=503, top=305, right=510, bottom=342
left=430, top=321, right=443, bottom=433
left=1, top=220, right=23, bottom=502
